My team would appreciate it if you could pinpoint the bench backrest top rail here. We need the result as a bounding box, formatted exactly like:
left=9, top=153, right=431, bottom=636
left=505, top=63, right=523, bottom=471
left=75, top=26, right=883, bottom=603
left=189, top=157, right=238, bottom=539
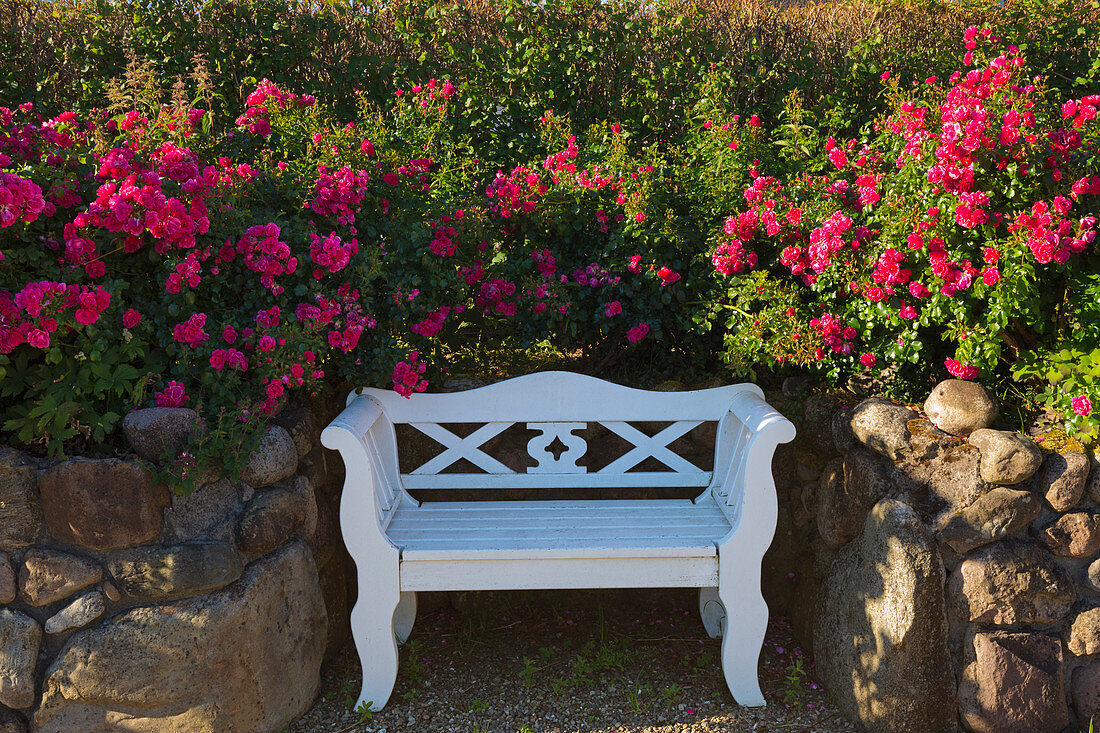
left=349, top=372, right=764, bottom=493
left=353, top=371, right=763, bottom=422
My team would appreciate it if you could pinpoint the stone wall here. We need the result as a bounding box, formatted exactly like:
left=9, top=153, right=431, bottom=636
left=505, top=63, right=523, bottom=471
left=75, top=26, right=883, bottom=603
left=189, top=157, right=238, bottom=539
left=767, top=379, right=1100, bottom=732
left=0, top=404, right=346, bottom=733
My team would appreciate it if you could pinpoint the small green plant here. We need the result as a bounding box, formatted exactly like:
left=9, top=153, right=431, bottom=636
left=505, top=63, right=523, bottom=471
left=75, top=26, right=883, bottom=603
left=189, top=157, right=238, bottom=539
left=783, top=657, right=807, bottom=708
left=661, top=683, right=684, bottom=706
left=468, top=697, right=489, bottom=713
left=354, top=700, right=374, bottom=722
left=339, top=678, right=357, bottom=709
left=690, top=650, right=714, bottom=673
left=626, top=684, right=653, bottom=713
left=538, top=646, right=555, bottom=662
left=400, top=640, right=427, bottom=685
left=401, top=687, right=421, bottom=702
left=549, top=676, right=568, bottom=696
left=520, top=657, right=538, bottom=687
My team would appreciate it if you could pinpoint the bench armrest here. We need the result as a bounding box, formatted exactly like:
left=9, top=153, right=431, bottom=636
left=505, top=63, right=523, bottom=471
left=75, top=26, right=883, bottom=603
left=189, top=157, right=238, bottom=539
left=322, top=393, right=402, bottom=524
left=718, top=392, right=796, bottom=526
left=322, top=393, right=384, bottom=444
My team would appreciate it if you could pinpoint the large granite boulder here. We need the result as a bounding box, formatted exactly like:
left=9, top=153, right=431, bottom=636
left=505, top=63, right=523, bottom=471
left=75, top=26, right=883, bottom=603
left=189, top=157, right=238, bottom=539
left=967, top=430, right=1043, bottom=486
left=33, top=540, right=326, bottom=733
left=105, top=542, right=244, bottom=601
left=121, top=407, right=203, bottom=462
left=813, top=499, right=957, bottom=732
left=37, top=459, right=169, bottom=550
left=0, top=609, right=41, bottom=709
left=816, top=448, right=893, bottom=550
left=958, top=631, right=1068, bottom=733
left=937, top=488, right=1042, bottom=554
left=0, top=448, right=41, bottom=550
left=924, top=380, right=997, bottom=436
left=948, top=541, right=1075, bottom=625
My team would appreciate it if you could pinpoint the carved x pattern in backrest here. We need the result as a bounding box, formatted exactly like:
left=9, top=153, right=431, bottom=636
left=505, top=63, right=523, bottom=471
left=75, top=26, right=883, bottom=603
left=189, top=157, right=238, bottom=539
left=597, top=421, right=703, bottom=474
left=409, top=422, right=515, bottom=475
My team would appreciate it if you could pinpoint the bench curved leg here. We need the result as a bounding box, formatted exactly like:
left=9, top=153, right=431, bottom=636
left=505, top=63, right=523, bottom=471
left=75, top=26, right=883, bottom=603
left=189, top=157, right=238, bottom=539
left=699, top=586, right=724, bottom=639
left=717, top=572, right=767, bottom=707
left=351, top=577, right=401, bottom=712
left=394, top=590, right=417, bottom=644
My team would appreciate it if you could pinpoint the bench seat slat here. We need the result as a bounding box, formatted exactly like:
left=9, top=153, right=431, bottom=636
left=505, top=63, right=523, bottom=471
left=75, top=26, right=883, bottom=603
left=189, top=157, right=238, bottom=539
left=387, top=498, right=731, bottom=562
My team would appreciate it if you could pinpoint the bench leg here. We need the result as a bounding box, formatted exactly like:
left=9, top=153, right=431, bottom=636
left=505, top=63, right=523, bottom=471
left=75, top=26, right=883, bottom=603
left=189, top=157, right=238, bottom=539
left=350, top=563, right=401, bottom=712
left=717, top=571, right=768, bottom=707
left=699, top=586, right=724, bottom=639
left=394, top=590, right=417, bottom=644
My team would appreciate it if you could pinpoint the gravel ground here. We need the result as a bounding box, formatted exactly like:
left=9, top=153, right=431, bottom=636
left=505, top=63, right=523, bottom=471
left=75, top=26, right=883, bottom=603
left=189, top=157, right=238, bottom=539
left=290, top=588, right=856, bottom=733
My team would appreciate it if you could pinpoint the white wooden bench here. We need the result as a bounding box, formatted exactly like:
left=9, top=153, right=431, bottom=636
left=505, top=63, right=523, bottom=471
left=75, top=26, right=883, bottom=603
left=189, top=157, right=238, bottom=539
left=321, top=372, right=795, bottom=711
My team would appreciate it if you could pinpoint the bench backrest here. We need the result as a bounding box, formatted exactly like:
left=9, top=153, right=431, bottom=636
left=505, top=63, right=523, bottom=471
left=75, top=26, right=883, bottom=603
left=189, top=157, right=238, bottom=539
left=352, top=371, right=761, bottom=503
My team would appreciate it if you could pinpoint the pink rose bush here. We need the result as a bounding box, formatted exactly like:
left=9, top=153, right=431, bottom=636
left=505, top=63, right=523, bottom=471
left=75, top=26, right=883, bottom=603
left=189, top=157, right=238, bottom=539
left=704, top=29, right=1099, bottom=434
left=2, top=24, right=1099, bottom=478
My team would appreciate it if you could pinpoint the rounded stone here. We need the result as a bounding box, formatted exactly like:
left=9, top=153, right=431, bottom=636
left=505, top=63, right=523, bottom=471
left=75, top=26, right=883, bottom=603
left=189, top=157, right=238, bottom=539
left=121, top=407, right=203, bottom=462
left=937, top=487, right=1041, bottom=554
left=240, top=426, right=298, bottom=488
left=165, top=478, right=247, bottom=542
left=1090, top=558, right=1100, bottom=593
left=1038, top=511, right=1100, bottom=558
left=106, top=542, right=244, bottom=601
left=949, top=541, right=1075, bottom=625
left=0, top=608, right=42, bottom=709
left=37, top=458, right=170, bottom=550
left=44, top=591, right=106, bottom=635
left=18, top=549, right=103, bottom=607
left=273, top=404, right=317, bottom=459
left=1066, top=606, right=1100, bottom=657
left=844, top=397, right=918, bottom=460
left=815, top=448, right=892, bottom=550
left=235, top=479, right=311, bottom=555
left=1029, top=451, right=1090, bottom=512
left=0, top=711, right=27, bottom=733
left=967, top=429, right=1044, bottom=486
left=924, top=379, right=998, bottom=436
left=1072, top=661, right=1100, bottom=722
left=813, top=499, right=956, bottom=732
left=959, top=631, right=1068, bottom=733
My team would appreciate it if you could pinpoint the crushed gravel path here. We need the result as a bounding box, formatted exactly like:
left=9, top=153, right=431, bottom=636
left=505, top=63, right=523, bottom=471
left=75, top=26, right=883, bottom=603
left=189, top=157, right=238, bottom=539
left=290, top=588, right=856, bottom=733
